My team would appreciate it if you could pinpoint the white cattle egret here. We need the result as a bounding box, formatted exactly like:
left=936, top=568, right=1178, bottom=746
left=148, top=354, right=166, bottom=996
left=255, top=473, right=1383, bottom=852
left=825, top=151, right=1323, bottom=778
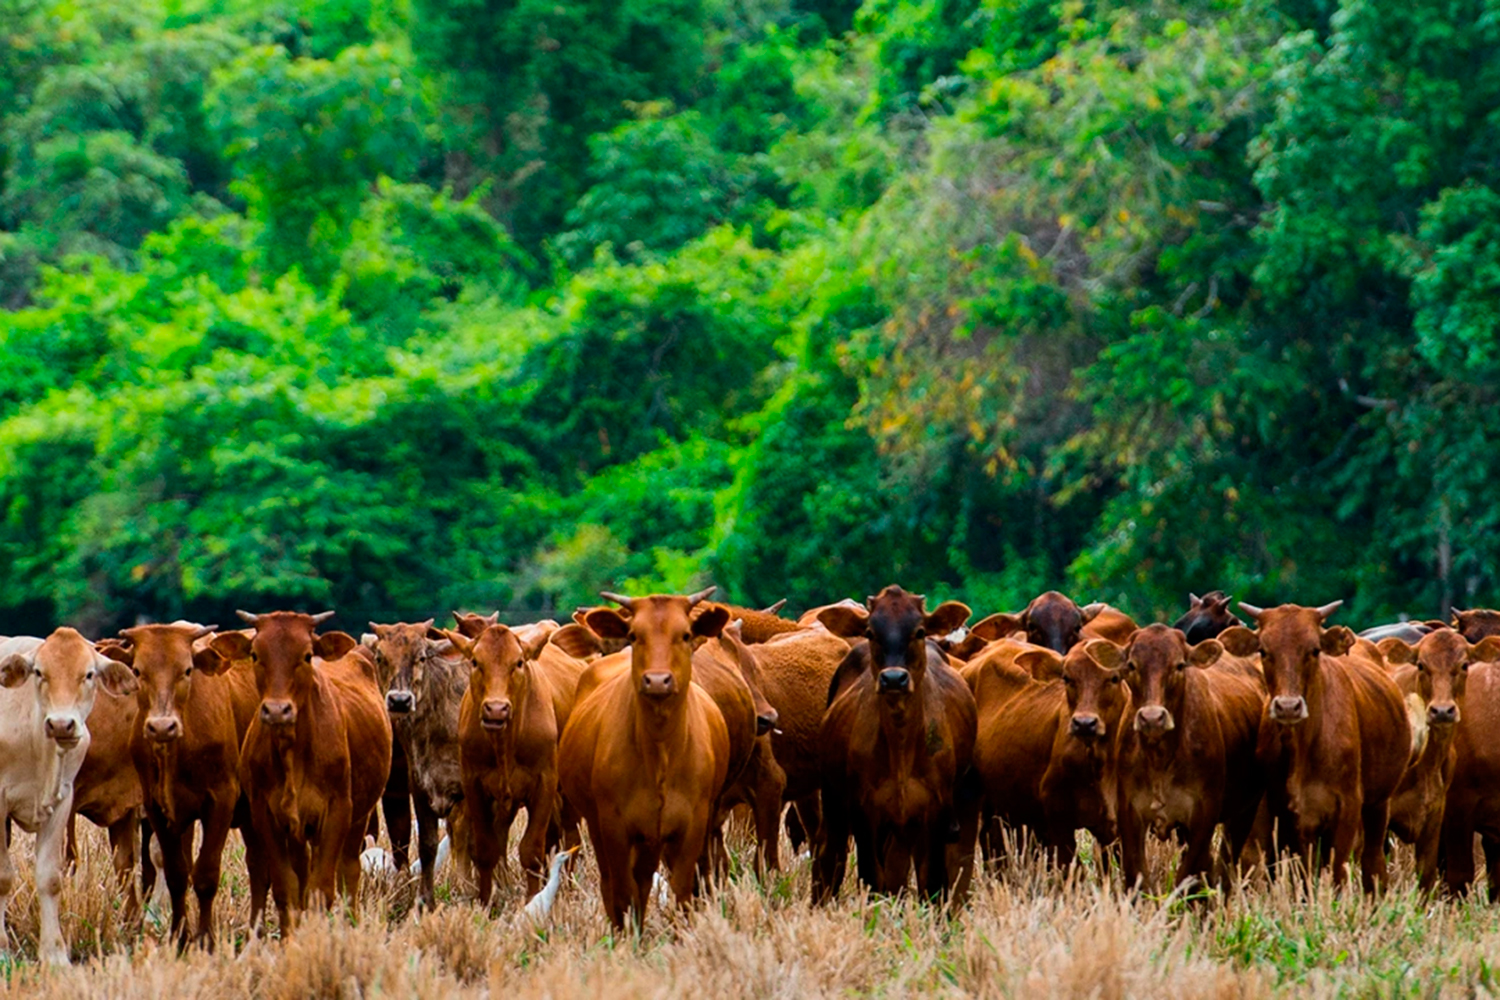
left=522, top=844, right=581, bottom=924
left=360, top=835, right=398, bottom=875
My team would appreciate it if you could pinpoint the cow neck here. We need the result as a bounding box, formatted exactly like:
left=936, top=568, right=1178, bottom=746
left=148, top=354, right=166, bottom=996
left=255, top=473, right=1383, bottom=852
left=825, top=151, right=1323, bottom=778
left=874, top=673, right=930, bottom=785
left=1285, top=656, right=1331, bottom=761
left=629, top=683, right=692, bottom=796
left=146, top=729, right=181, bottom=826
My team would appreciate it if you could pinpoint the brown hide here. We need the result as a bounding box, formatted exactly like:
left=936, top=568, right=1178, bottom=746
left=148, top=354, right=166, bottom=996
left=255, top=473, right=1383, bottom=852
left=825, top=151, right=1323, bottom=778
left=69, top=672, right=143, bottom=925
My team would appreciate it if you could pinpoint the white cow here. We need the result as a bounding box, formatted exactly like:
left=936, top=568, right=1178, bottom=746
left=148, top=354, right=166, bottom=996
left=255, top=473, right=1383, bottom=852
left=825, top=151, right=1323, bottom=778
left=0, top=628, right=133, bottom=965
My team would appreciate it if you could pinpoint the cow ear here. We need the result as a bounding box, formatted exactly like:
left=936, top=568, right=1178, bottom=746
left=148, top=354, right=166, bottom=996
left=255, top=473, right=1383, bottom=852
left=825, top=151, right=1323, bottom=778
left=192, top=644, right=230, bottom=676
left=1469, top=636, right=1500, bottom=664
left=947, top=634, right=989, bottom=661
left=1377, top=638, right=1416, bottom=666
left=1320, top=625, right=1356, bottom=657
left=98, top=643, right=135, bottom=667
left=210, top=631, right=253, bottom=662
left=442, top=630, right=474, bottom=658
left=1218, top=626, right=1259, bottom=658
left=425, top=625, right=449, bottom=642
left=314, top=631, right=358, bottom=661
left=691, top=604, right=730, bottom=639
left=520, top=630, right=550, bottom=662
left=549, top=624, right=603, bottom=660
left=969, top=613, right=1025, bottom=642
left=923, top=601, right=971, bottom=637
left=1079, top=602, right=1106, bottom=625
left=584, top=608, right=632, bottom=640
left=1083, top=638, right=1122, bottom=670
left=0, top=652, right=35, bottom=688
left=1015, top=648, right=1064, bottom=681
left=97, top=656, right=137, bottom=696
left=817, top=606, right=868, bottom=639
left=1189, top=639, right=1224, bottom=668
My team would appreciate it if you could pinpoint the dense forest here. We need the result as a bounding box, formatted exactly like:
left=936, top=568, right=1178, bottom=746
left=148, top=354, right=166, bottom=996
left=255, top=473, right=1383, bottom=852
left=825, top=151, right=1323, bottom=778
left=1, top=0, right=1496, bottom=634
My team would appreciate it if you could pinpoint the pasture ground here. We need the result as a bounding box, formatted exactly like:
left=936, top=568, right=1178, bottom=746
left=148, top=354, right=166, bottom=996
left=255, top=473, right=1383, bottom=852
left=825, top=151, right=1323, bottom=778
left=0, top=822, right=1497, bottom=998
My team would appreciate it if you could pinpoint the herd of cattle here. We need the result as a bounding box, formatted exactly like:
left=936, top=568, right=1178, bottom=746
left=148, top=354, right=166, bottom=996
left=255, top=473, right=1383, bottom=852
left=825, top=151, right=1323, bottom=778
left=4, top=586, right=1500, bottom=964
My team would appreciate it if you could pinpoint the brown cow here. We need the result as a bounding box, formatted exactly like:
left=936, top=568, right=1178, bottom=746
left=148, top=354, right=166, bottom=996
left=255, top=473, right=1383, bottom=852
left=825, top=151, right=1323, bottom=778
left=714, top=601, right=801, bottom=644
left=366, top=620, right=469, bottom=907
left=970, top=591, right=1120, bottom=655
left=1173, top=592, right=1244, bottom=644
left=1377, top=630, right=1499, bottom=890
left=448, top=622, right=583, bottom=905
left=1107, top=625, right=1265, bottom=890
left=100, top=623, right=240, bottom=948
left=1453, top=608, right=1500, bottom=643
left=68, top=669, right=144, bottom=925
left=210, top=611, right=392, bottom=930
left=558, top=589, right=731, bottom=928
left=970, top=640, right=1129, bottom=867
left=813, top=587, right=977, bottom=903
left=1239, top=601, right=1410, bottom=892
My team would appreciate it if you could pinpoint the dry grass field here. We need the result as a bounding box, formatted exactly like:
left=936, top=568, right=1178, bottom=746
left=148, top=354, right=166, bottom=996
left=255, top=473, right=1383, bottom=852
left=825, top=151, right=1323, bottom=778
left=1, top=821, right=1497, bottom=998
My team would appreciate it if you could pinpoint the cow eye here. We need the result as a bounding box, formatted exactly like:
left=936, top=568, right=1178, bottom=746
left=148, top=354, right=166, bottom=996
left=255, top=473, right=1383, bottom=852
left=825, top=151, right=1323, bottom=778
left=85, top=669, right=95, bottom=681
left=1175, top=661, right=1187, bottom=672
left=184, top=666, right=194, bottom=676
left=627, top=631, right=638, bottom=644
left=304, top=653, right=313, bottom=663
left=1461, top=662, right=1470, bottom=672
left=681, top=632, right=692, bottom=643
left=912, top=627, right=927, bottom=639
left=1108, top=674, right=1122, bottom=685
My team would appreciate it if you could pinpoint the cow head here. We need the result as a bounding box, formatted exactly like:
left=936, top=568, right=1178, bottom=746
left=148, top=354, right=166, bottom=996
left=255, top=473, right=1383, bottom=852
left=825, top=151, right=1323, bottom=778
left=368, top=620, right=451, bottom=716
left=445, top=624, right=548, bottom=732
left=1452, top=609, right=1500, bottom=644
left=818, top=586, right=970, bottom=701
left=0, top=627, right=134, bottom=751
left=211, top=610, right=354, bottom=729
left=716, top=619, right=778, bottom=736
left=1053, top=640, right=1128, bottom=743
left=1171, top=591, right=1243, bottom=644
left=1379, top=629, right=1500, bottom=728
left=587, top=587, right=725, bottom=702
left=1109, top=624, right=1223, bottom=739
left=99, top=623, right=225, bottom=744
left=1237, top=601, right=1350, bottom=726
left=452, top=610, right=499, bottom=640
left=967, top=592, right=1100, bottom=655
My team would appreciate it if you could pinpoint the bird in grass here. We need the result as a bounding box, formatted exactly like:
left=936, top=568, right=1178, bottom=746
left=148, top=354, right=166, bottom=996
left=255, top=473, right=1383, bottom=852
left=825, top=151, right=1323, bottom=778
left=360, top=835, right=398, bottom=876
left=522, top=844, right=582, bottom=924
left=411, top=833, right=451, bottom=878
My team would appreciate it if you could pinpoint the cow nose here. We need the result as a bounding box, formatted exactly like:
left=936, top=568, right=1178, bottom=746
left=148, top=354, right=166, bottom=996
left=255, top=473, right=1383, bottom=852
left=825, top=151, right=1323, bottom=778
left=640, top=672, right=676, bottom=698
left=260, top=699, right=296, bottom=726
left=386, top=690, right=415, bottom=714
left=1070, top=713, right=1102, bottom=738
left=878, top=668, right=911, bottom=693
left=1271, top=696, right=1307, bottom=723
left=1429, top=702, right=1459, bottom=726
left=756, top=711, right=777, bottom=736
left=44, top=716, right=79, bottom=743
left=481, top=699, right=512, bottom=727
left=1135, top=706, right=1173, bottom=734
left=145, top=716, right=181, bottom=742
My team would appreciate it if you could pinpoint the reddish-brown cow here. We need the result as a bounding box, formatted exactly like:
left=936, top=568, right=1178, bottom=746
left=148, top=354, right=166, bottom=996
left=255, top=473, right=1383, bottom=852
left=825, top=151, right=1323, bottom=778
left=210, top=611, right=392, bottom=930
left=558, top=589, right=731, bottom=928
left=68, top=665, right=144, bottom=925
left=1106, top=625, right=1265, bottom=890
left=101, top=623, right=240, bottom=948
left=969, top=592, right=1129, bottom=656
left=1239, top=601, right=1410, bottom=892
left=1172, top=592, right=1244, bottom=644
left=1453, top=609, right=1500, bottom=643
left=814, top=587, right=977, bottom=903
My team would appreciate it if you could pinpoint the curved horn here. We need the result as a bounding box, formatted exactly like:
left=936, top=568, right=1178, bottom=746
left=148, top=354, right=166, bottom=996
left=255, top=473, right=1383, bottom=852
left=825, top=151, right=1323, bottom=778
left=235, top=610, right=260, bottom=625
left=1237, top=602, right=1265, bottom=621
left=762, top=598, right=788, bottom=615
left=1188, top=593, right=1202, bottom=608
left=309, top=610, right=336, bottom=625
left=600, top=591, right=637, bottom=611
left=189, top=623, right=218, bottom=640
left=685, top=586, right=718, bottom=607
left=1314, top=600, right=1344, bottom=622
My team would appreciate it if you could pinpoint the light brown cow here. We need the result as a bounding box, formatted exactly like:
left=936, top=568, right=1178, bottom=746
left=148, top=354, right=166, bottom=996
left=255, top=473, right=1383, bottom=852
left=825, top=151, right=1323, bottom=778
left=814, top=587, right=977, bottom=903
left=1106, top=625, right=1265, bottom=890
left=1377, top=629, right=1499, bottom=890
left=0, top=629, right=134, bottom=964
left=448, top=622, right=584, bottom=905
left=101, top=623, right=240, bottom=948
left=210, top=611, right=392, bottom=930
left=1239, top=601, right=1410, bottom=892
left=970, top=640, right=1129, bottom=868
left=558, top=589, right=731, bottom=928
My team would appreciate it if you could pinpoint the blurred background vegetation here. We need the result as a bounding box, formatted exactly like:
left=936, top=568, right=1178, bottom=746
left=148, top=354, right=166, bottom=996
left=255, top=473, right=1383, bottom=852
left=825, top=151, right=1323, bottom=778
left=2, top=0, right=1497, bottom=634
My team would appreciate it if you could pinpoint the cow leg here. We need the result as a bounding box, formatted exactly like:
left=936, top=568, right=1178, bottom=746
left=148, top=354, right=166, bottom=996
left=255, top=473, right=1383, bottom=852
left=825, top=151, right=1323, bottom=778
left=1178, top=810, right=1218, bottom=893
left=468, top=790, right=502, bottom=910
left=383, top=740, right=413, bottom=871
left=412, top=787, right=441, bottom=909
left=750, top=746, right=786, bottom=877
left=255, top=807, right=296, bottom=933
left=313, top=799, right=353, bottom=911
left=1482, top=835, right=1500, bottom=904
left=811, top=799, right=849, bottom=904
left=157, top=818, right=193, bottom=949
left=1440, top=804, right=1476, bottom=896
left=193, top=793, right=236, bottom=950
left=667, top=814, right=711, bottom=911
left=518, top=783, right=555, bottom=901
left=1413, top=804, right=1445, bottom=894
left=920, top=825, right=949, bottom=903
left=785, top=799, right=808, bottom=853
left=1357, top=801, right=1390, bottom=893
left=851, top=811, right=880, bottom=892
left=106, top=814, right=142, bottom=927
left=591, top=818, right=628, bottom=930
left=0, top=798, right=13, bottom=957
left=36, top=798, right=72, bottom=965
left=1119, top=805, right=1147, bottom=892
left=628, top=839, right=662, bottom=927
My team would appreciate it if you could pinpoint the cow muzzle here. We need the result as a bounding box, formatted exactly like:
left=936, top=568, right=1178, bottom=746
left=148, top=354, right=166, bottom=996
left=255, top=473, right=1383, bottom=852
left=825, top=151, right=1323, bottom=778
left=386, top=689, right=415, bottom=715
left=878, top=668, right=911, bottom=693
left=1069, top=712, right=1104, bottom=740
left=640, top=672, right=676, bottom=698
left=481, top=699, right=512, bottom=730
left=1134, top=705, right=1174, bottom=736
left=145, top=715, right=182, bottom=743
left=44, top=715, right=81, bottom=748
left=1428, top=702, right=1459, bottom=726
left=260, top=698, right=296, bottom=727
left=1270, top=695, right=1308, bottom=724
